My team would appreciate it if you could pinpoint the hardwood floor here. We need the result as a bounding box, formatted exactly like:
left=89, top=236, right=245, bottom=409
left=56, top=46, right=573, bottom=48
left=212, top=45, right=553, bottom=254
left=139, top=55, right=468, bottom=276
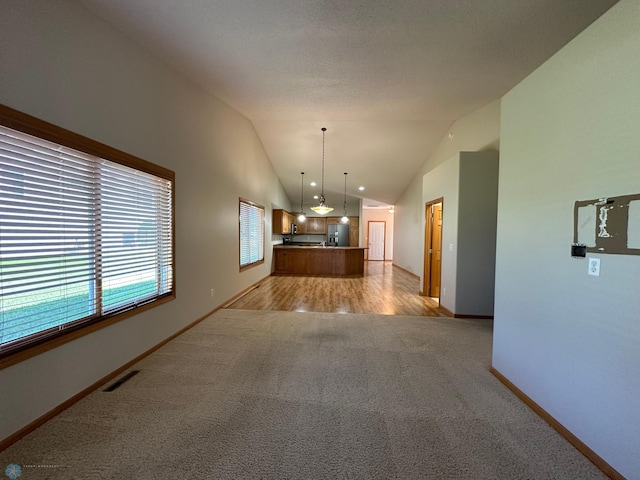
left=227, top=261, right=449, bottom=317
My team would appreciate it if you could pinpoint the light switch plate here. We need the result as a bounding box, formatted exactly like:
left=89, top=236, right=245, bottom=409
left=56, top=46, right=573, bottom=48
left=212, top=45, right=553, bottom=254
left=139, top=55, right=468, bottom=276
left=588, top=257, right=600, bottom=276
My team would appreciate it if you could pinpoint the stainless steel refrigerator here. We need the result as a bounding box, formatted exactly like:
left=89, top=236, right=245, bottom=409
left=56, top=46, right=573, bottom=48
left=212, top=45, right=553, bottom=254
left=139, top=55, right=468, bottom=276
left=327, top=224, right=349, bottom=246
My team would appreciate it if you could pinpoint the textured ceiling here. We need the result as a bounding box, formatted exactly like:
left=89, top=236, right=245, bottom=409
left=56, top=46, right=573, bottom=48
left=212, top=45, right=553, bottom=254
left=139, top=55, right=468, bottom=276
left=77, top=0, right=617, bottom=209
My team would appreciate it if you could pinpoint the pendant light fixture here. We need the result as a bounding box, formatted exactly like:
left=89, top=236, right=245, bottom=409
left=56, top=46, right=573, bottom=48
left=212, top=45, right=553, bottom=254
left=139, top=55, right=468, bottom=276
left=297, top=172, right=306, bottom=222
left=310, top=127, right=333, bottom=215
left=340, top=172, right=349, bottom=224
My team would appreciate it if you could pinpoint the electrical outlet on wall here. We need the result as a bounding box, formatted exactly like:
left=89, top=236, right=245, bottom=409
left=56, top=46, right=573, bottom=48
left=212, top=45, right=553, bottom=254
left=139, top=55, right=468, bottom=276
left=210, top=288, right=215, bottom=297
left=588, top=258, right=600, bottom=277
left=442, top=287, right=446, bottom=296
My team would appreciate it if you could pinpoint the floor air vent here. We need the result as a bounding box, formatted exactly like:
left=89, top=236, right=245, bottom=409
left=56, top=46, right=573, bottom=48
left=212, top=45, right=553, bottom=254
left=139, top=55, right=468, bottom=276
left=103, top=370, right=140, bottom=392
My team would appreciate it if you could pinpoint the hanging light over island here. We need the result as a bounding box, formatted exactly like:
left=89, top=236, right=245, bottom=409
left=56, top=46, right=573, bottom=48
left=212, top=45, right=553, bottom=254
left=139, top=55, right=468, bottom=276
left=297, top=171, right=306, bottom=222
left=310, top=127, right=333, bottom=215
left=340, top=172, right=349, bottom=223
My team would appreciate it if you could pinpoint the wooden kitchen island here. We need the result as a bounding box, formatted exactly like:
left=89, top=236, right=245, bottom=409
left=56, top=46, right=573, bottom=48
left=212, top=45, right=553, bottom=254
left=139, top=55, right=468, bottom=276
left=273, top=245, right=365, bottom=277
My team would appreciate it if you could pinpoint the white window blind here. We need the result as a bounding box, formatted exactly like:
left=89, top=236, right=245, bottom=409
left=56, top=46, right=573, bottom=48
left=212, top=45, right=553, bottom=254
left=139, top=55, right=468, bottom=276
left=0, top=124, right=173, bottom=355
left=239, top=199, right=264, bottom=269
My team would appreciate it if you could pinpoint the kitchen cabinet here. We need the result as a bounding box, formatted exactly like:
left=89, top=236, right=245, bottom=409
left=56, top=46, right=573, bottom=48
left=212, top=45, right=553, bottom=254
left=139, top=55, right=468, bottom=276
left=348, top=218, right=359, bottom=246
left=298, top=216, right=326, bottom=234
left=272, top=209, right=295, bottom=234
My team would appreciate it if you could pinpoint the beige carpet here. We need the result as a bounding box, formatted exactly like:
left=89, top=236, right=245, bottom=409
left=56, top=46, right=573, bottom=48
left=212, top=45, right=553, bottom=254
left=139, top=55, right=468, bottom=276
left=1, top=309, right=606, bottom=479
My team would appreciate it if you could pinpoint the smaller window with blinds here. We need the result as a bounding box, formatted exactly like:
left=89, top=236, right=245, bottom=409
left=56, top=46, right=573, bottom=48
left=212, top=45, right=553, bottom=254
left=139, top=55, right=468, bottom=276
left=239, top=198, right=264, bottom=270
left=0, top=104, right=175, bottom=365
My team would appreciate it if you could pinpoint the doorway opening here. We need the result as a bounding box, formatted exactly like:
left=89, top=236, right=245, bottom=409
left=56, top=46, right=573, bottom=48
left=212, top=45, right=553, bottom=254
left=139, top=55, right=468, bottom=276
left=423, top=199, right=443, bottom=301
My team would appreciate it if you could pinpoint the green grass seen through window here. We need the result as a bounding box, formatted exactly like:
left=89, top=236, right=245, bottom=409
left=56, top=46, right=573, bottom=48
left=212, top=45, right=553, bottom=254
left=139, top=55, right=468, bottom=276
left=0, top=280, right=158, bottom=344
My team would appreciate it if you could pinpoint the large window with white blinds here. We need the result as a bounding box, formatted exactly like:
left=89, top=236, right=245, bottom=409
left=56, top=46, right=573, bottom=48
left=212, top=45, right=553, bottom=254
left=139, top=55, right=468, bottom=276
left=0, top=105, right=174, bottom=362
left=239, top=198, right=264, bottom=270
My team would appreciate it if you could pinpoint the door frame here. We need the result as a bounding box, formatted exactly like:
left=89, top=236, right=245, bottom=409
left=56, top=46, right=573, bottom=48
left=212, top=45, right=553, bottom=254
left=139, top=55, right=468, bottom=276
left=367, top=220, right=386, bottom=261
left=422, top=198, right=443, bottom=297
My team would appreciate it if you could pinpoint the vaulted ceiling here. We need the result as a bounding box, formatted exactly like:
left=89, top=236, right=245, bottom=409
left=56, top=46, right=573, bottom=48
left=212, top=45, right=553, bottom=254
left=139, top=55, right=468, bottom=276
left=78, top=0, right=617, bottom=210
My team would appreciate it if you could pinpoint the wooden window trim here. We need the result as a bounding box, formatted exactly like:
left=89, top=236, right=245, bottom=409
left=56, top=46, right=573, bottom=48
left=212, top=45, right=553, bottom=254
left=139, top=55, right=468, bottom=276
left=0, top=103, right=176, bottom=371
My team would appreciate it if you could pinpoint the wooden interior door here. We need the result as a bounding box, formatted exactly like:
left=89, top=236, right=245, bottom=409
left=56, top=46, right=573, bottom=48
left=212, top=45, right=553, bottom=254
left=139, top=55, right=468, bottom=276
left=429, top=203, right=442, bottom=297
left=423, top=199, right=443, bottom=298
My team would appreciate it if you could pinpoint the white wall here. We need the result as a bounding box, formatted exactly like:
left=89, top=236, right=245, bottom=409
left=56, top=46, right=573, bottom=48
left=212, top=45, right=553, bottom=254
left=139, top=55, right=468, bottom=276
left=394, top=101, right=500, bottom=278
left=0, top=0, right=289, bottom=442
left=493, top=1, right=640, bottom=477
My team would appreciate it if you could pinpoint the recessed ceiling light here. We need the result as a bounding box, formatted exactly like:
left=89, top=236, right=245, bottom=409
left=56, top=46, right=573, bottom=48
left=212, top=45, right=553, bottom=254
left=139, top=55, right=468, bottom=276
left=358, top=186, right=365, bottom=191
left=310, top=181, right=316, bottom=187
left=313, top=195, right=319, bottom=199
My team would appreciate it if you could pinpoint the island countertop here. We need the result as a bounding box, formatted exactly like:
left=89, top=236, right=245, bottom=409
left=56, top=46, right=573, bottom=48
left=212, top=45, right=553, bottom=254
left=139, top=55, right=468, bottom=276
left=274, top=245, right=365, bottom=250
left=273, top=245, right=365, bottom=276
